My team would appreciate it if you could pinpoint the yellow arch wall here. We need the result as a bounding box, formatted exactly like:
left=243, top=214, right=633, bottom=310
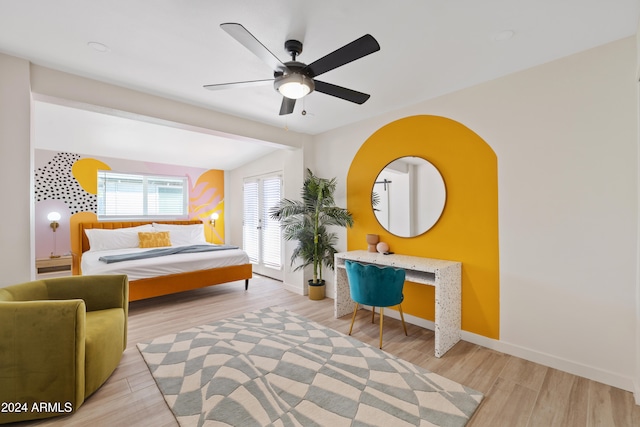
left=347, top=115, right=499, bottom=339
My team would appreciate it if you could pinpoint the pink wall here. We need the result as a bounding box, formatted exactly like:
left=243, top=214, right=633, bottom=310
left=34, top=149, right=223, bottom=259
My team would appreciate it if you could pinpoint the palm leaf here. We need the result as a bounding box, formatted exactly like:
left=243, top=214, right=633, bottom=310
left=270, top=168, right=353, bottom=283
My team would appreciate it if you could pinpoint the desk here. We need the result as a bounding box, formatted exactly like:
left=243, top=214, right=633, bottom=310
left=334, top=250, right=461, bottom=357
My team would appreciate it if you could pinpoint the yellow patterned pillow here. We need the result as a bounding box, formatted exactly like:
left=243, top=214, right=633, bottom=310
left=138, top=231, right=172, bottom=248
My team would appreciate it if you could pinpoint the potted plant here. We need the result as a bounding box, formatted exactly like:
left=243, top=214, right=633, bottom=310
left=270, top=169, right=353, bottom=300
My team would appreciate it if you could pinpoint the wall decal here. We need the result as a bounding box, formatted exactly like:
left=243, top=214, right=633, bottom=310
left=72, top=158, right=111, bottom=194
left=34, top=149, right=227, bottom=257
left=34, top=152, right=96, bottom=214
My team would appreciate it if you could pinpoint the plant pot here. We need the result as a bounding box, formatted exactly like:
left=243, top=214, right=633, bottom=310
left=308, top=279, right=326, bottom=301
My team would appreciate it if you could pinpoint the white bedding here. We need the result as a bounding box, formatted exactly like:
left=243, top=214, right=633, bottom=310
left=81, top=244, right=250, bottom=281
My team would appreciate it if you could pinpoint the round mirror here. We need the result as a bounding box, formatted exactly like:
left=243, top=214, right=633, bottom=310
left=372, top=156, right=446, bottom=237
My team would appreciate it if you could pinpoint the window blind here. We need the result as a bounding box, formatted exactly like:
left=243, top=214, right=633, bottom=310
left=243, top=181, right=260, bottom=264
left=262, top=177, right=282, bottom=269
left=97, top=170, right=188, bottom=219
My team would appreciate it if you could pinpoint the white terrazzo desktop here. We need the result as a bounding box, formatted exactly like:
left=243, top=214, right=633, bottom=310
left=334, top=250, right=462, bottom=357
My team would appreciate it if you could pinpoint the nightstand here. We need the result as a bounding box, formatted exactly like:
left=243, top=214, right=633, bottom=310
left=36, top=255, right=73, bottom=277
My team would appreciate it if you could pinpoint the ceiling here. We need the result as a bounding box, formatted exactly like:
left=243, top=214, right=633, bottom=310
left=33, top=101, right=281, bottom=169
left=2, top=0, right=639, bottom=168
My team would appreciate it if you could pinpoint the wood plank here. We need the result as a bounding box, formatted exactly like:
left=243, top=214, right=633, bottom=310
left=498, top=356, right=548, bottom=392
left=528, top=368, right=590, bottom=426
left=467, top=377, right=538, bottom=427
left=589, top=381, right=640, bottom=426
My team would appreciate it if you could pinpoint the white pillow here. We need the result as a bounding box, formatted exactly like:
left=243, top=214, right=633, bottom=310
left=85, top=224, right=154, bottom=252
left=152, top=223, right=206, bottom=246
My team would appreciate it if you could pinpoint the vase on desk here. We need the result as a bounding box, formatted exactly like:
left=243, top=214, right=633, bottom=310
left=366, top=234, right=379, bottom=252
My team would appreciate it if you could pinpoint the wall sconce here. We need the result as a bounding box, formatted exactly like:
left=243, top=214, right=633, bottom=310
left=210, top=212, right=219, bottom=227
left=47, top=212, right=61, bottom=258
left=48, top=211, right=61, bottom=231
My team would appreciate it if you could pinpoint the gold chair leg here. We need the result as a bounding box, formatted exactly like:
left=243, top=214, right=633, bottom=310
left=371, top=306, right=376, bottom=323
left=349, top=303, right=359, bottom=335
left=379, top=307, right=384, bottom=349
left=398, top=304, right=408, bottom=336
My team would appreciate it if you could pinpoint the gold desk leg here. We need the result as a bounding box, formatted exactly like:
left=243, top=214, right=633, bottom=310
left=379, top=307, right=384, bottom=349
left=398, top=304, right=408, bottom=336
left=349, top=302, right=359, bottom=335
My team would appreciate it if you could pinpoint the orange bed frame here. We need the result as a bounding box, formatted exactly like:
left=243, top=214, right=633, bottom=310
left=74, top=220, right=252, bottom=302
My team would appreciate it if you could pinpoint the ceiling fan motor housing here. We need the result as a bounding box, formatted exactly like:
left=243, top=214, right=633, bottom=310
left=284, top=39, right=303, bottom=60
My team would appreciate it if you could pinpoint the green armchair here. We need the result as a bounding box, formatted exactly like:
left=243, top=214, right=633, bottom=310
left=0, top=274, right=128, bottom=424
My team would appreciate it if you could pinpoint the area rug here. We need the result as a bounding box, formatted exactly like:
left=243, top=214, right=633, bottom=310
left=137, top=306, right=483, bottom=427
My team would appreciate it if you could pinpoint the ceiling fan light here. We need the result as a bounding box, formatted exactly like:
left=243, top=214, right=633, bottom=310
left=279, top=82, right=310, bottom=99
left=274, top=73, right=314, bottom=99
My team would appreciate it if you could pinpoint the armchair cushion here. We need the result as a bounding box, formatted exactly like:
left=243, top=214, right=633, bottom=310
left=0, top=275, right=128, bottom=424
left=85, top=308, right=126, bottom=397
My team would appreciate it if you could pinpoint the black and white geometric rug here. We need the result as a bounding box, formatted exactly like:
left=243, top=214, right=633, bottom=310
left=137, top=306, right=483, bottom=426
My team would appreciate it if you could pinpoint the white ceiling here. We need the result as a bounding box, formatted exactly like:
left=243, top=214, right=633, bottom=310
left=2, top=0, right=639, bottom=168
left=33, top=101, right=281, bottom=169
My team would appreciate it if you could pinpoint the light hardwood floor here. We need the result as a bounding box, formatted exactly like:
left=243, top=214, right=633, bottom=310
left=18, top=275, right=640, bottom=427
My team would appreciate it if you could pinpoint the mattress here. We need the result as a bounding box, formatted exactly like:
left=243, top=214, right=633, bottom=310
left=81, top=244, right=250, bottom=281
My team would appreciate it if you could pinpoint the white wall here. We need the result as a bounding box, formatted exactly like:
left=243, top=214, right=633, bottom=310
left=415, top=162, right=446, bottom=235
left=312, top=37, right=639, bottom=392
left=374, top=167, right=411, bottom=236
left=0, top=35, right=637, bottom=396
left=0, top=58, right=313, bottom=286
left=0, top=53, right=33, bottom=286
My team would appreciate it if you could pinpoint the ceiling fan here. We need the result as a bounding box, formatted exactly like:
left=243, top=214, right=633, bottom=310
left=204, top=23, right=380, bottom=115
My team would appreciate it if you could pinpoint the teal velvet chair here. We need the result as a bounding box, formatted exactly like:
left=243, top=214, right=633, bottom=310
left=0, top=275, right=128, bottom=424
left=345, top=260, right=408, bottom=348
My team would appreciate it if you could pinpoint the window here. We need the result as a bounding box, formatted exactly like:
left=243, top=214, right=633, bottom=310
left=97, top=170, right=189, bottom=220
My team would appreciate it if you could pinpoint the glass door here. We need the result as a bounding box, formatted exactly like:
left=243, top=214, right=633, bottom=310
left=243, top=174, right=282, bottom=279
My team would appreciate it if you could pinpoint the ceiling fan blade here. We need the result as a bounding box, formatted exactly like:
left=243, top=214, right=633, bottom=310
left=221, top=23, right=287, bottom=72
left=279, top=97, right=296, bottom=115
left=302, top=34, right=380, bottom=78
left=313, top=80, right=370, bottom=104
left=203, top=79, right=273, bottom=91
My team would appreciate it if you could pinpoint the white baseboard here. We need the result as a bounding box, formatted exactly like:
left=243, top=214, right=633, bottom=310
left=363, top=306, right=637, bottom=397
left=461, top=333, right=636, bottom=395
left=281, top=280, right=305, bottom=296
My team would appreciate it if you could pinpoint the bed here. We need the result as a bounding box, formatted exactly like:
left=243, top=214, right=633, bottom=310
left=73, top=220, right=252, bottom=302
